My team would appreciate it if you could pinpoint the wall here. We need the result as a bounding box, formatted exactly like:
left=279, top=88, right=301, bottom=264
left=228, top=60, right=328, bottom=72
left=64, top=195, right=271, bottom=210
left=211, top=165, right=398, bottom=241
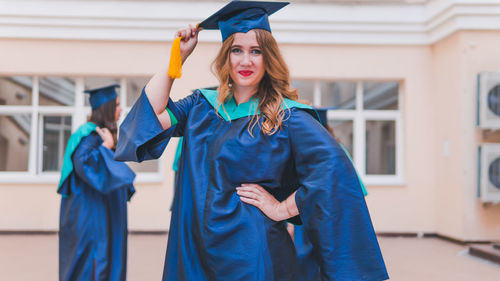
left=431, top=32, right=467, bottom=240
left=430, top=31, right=500, bottom=241
left=460, top=31, right=500, bottom=241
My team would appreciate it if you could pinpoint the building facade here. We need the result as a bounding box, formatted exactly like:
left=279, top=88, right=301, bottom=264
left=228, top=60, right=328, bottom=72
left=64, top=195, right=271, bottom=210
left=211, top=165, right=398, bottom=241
left=1, top=0, right=500, bottom=241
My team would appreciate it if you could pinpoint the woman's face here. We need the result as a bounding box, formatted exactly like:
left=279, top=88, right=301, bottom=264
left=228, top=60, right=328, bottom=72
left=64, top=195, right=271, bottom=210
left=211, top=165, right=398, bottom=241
left=229, top=30, right=265, bottom=92
left=115, top=97, right=122, bottom=122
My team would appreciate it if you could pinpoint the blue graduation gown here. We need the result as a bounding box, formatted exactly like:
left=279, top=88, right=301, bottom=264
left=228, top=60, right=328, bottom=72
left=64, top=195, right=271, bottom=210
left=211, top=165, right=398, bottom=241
left=58, top=132, right=136, bottom=281
left=294, top=143, right=369, bottom=281
left=115, top=89, right=388, bottom=281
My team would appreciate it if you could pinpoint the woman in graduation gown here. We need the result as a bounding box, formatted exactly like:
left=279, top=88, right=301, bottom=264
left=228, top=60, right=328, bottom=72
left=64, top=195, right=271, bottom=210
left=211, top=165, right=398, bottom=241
left=115, top=1, right=388, bottom=280
left=58, top=84, right=136, bottom=281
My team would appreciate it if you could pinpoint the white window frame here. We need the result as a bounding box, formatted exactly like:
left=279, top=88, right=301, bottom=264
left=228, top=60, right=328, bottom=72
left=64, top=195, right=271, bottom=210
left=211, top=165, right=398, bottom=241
left=37, top=112, right=73, bottom=177
left=309, top=80, right=405, bottom=186
left=0, top=76, right=164, bottom=183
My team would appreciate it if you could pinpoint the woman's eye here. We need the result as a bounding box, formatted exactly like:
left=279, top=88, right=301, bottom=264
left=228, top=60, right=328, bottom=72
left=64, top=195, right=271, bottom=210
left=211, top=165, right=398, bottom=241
left=251, top=49, right=262, bottom=55
left=231, top=48, right=241, bottom=54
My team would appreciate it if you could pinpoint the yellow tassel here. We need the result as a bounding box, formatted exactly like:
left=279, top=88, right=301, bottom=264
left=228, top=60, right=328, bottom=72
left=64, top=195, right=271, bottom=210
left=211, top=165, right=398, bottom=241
left=168, top=37, right=182, bottom=79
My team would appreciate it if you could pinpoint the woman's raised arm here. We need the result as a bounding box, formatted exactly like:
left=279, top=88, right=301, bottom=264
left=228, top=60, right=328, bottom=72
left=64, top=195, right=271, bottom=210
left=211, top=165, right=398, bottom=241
left=145, top=25, right=200, bottom=130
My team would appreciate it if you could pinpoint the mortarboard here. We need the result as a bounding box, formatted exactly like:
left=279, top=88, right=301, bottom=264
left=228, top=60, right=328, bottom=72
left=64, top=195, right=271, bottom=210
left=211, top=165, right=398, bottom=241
left=316, top=108, right=328, bottom=127
left=198, top=0, right=289, bottom=42
left=168, top=0, right=289, bottom=79
left=314, top=107, right=337, bottom=128
left=84, top=84, right=119, bottom=110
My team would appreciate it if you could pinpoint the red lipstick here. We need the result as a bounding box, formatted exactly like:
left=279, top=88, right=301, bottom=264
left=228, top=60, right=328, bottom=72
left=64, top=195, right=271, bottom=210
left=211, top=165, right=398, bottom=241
left=239, top=71, right=253, bottom=77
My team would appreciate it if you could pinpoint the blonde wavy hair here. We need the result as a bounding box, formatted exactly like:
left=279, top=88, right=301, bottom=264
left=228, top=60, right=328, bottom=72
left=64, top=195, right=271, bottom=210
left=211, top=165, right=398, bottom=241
left=212, top=29, right=298, bottom=135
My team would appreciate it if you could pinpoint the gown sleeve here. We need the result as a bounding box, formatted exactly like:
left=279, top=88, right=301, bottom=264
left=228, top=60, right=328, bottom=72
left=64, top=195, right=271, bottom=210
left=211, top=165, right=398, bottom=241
left=115, top=88, right=199, bottom=162
left=288, top=109, right=388, bottom=281
left=72, top=134, right=136, bottom=194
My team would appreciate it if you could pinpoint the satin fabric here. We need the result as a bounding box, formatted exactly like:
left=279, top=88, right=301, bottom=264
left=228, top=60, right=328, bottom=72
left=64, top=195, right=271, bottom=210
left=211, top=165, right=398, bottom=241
left=294, top=143, right=368, bottom=281
left=198, top=2, right=288, bottom=42
left=294, top=224, right=321, bottom=281
left=115, top=89, right=388, bottom=281
left=58, top=132, right=135, bottom=281
left=58, top=122, right=97, bottom=192
left=218, top=8, right=270, bottom=41
left=339, top=143, right=368, bottom=196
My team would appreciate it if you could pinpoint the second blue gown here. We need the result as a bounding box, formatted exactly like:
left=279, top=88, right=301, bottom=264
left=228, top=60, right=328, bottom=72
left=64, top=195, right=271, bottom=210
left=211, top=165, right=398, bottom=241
left=59, top=130, right=135, bottom=281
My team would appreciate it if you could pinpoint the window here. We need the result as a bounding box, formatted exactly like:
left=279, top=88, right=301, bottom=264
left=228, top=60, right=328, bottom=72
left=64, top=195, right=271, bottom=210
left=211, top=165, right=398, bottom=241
left=0, top=76, right=161, bottom=182
left=0, top=114, right=31, bottom=172
left=293, top=79, right=404, bottom=185
left=40, top=115, right=72, bottom=172
left=0, top=77, right=33, bottom=173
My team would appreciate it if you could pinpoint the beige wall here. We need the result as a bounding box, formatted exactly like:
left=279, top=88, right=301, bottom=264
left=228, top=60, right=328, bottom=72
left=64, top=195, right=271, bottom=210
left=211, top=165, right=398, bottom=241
left=454, top=31, right=500, bottom=241
left=428, top=31, right=500, bottom=241
left=431, top=33, right=466, bottom=240
left=0, top=34, right=499, bottom=241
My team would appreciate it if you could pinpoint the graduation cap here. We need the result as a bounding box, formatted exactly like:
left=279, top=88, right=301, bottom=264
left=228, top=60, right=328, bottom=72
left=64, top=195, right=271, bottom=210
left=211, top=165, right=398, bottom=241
left=199, top=0, right=289, bottom=41
left=316, top=108, right=327, bottom=127
left=84, top=84, right=119, bottom=110
left=168, top=1, right=289, bottom=79
left=314, top=107, right=337, bottom=128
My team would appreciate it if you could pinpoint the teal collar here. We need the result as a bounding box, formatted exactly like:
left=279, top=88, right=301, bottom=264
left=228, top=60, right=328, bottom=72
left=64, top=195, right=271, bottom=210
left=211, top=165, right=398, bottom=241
left=198, top=89, right=312, bottom=121
left=58, top=122, right=97, bottom=193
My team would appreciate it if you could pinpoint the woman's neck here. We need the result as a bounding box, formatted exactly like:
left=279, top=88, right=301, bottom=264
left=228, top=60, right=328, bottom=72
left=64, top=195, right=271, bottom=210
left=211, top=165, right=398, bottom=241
left=232, top=85, right=257, bottom=105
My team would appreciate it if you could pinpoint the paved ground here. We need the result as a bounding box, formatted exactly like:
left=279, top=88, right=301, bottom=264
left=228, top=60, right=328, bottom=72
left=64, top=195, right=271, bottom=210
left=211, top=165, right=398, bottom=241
left=0, top=234, right=499, bottom=280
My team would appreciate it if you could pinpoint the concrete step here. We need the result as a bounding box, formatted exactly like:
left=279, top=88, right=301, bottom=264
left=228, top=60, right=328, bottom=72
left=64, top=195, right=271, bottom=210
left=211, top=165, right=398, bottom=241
left=468, top=245, right=500, bottom=265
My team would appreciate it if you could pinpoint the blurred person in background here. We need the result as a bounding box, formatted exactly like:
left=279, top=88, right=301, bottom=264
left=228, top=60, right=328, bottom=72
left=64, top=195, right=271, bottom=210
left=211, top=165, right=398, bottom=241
left=57, top=84, right=136, bottom=281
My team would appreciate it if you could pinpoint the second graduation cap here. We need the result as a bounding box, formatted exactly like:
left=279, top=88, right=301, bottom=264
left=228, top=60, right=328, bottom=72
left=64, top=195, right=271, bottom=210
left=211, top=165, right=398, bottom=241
left=84, top=84, right=119, bottom=110
left=198, top=0, right=289, bottom=41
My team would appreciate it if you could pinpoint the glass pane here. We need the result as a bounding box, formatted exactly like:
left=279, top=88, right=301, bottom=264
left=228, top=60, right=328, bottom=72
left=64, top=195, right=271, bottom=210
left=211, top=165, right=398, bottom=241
left=39, top=77, right=75, bottom=106
left=321, top=81, right=356, bottom=109
left=291, top=80, right=314, bottom=105
left=363, top=81, right=399, bottom=110
left=328, top=119, right=354, bottom=159
left=126, top=77, right=149, bottom=107
left=366, top=120, right=396, bottom=175
left=0, top=114, right=31, bottom=171
left=126, top=160, right=159, bottom=173
left=42, top=115, right=72, bottom=172
left=0, top=76, right=33, bottom=106
left=84, top=77, right=121, bottom=107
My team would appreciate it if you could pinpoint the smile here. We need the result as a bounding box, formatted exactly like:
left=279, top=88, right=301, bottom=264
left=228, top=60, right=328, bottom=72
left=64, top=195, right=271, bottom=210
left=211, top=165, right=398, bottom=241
left=238, top=71, right=253, bottom=77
